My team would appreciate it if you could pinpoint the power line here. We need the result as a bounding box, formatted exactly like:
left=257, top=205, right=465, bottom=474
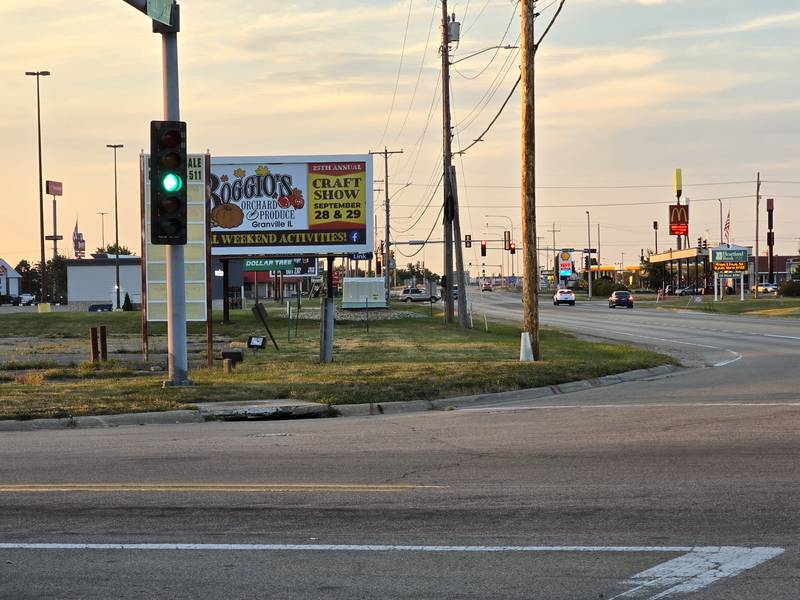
left=405, top=180, right=757, bottom=190
left=377, top=0, right=415, bottom=148
left=393, top=194, right=754, bottom=208
left=452, top=1, right=519, bottom=81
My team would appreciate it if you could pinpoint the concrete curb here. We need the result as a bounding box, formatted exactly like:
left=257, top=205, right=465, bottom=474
left=0, top=364, right=680, bottom=432
left=333, top=363, right=681, bottom=417
left=0, top=410, right=203, bottom=432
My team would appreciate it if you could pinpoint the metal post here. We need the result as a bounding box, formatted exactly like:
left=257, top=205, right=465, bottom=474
left=718, top=199, right=723, bottom=245
left=98, top=212, right=109, bottom=249
left=222, top=258, right=230, bottom=324
left=162, top=25, right=189, bottom=385
left=107, top=144, right=123, bottom=309
left=754, top=172, right=760, bottom=298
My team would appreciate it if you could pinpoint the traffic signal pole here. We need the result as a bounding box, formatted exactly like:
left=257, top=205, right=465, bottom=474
left=162, top=22, right=189, bottom=386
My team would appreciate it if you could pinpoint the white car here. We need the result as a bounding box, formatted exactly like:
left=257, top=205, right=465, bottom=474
left=553, top=288, right=575, bottom=306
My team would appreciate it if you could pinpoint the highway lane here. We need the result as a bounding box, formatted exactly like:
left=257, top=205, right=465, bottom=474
left=467, top=289, right=800, bottom=406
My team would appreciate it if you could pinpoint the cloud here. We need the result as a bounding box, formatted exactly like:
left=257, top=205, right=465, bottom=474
left=646, top=10, right=800, bottom=40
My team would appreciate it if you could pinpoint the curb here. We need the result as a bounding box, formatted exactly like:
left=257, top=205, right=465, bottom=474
left=0, top=364, right=680, bottom=432
left=333, top=364, right=680, bottom=417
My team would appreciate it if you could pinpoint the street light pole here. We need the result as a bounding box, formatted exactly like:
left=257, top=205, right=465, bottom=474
left=107, top=144, right=123, bottom=309
left=25, top=70, right=50, bottom=302
left=97, top=212, right=109, bottom=249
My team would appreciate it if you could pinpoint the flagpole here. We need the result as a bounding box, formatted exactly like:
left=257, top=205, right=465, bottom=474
left=718, top=199, right=723, bottom=245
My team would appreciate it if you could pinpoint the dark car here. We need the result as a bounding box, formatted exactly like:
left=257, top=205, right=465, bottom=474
left=608, top=291, right=634, bottom=309
left=88, top=303, right=114, bottom=312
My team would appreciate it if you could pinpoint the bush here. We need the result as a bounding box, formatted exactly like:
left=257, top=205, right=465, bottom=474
left=778, top=281, right=800, bottom=297
left=592, top=277, right=628, bottom=297
left=122, top=292, right=133, bottom=311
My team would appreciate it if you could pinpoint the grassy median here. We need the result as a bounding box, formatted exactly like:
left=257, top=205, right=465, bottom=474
left=638, top=295, right=800, bottom=318
left=0, top=307, right=674, bottom=420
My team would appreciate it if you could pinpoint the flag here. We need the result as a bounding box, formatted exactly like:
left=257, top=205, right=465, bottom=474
left=72, top=219, right=86, bottom=259
left=724, top=209, right=731, bottom=245
left=72, top=220, right=79, bottom=250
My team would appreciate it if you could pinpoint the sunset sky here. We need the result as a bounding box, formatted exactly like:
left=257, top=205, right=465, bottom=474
left=1, top=0, right=798, bottom=274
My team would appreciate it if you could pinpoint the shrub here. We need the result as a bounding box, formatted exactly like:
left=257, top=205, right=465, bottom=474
left=778, top=281, right=800, bottom=297
left=592, top=277, right=628, bottom=297
left=122, top=292, right=133, bottom=311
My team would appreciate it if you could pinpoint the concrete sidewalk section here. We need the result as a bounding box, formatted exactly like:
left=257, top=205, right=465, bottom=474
left=0, top=364, right=680, bottom=432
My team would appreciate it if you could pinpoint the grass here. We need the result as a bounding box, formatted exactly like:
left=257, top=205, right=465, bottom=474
left=638, top=295, right=800, bottom=318
left=0, top=306, right=675, bottom=421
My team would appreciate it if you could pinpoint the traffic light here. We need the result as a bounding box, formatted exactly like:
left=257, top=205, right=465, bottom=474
left=503, top=230, right=511, bottom=251
left=150, top=120, right=188, bottom=245
left=697, top=237, right=702, bottom=249
left=379, top=240, right=384, bottom=255
left=509, top=242, right=516, bottom=255
left=464, top=234, right=472, bottom=248
left=702, top=239, right=708, bottom=249
left=376, top=258, right=382, bottom=276
left=480, top=240, right=487, bottom=257
left=390, top=250, right=395, bottom=260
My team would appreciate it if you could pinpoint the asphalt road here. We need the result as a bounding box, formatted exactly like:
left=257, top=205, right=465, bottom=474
left=1, top=290, right=798, bottom=599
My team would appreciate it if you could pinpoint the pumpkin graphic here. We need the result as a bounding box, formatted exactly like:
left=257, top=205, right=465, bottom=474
left=211, top=203, right=244, bottom=229
left=289, top=188, right=304, bottom=209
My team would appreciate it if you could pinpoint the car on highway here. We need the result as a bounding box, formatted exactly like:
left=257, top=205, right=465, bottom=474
left=553, top=288, right=575, bottom=306
left=481, top=281, right=493, bottom=292
left=88, top=303, right=114, bottom=312
left=608, top=290, right=634, bottom=309
left=400, top=287, right=438, bottom=303
left=19, top=293, right=36, bottom=306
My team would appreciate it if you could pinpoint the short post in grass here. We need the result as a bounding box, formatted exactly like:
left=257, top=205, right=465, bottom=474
left=483, top=313, right=489, bottom=332
left=89, top=327, right=99, bottom=363
left=99, top=326, right=108, bottom=362
left=365, top=296, right=369, bottom=333
left=287, top=301, right=291, bottom=342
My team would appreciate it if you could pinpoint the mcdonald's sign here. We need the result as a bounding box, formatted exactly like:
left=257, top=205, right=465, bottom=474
left=669, top=204, right=689, bottom=236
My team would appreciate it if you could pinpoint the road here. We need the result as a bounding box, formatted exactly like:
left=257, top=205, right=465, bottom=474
left=1, top=290, right=798, bottom=599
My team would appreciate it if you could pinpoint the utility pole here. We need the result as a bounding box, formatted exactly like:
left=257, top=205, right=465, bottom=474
left=107, top=143, right=124, bottom=310
left=754, top=172, right=760, bottom=298
left=586, top=211, right=592, bottom=300
left=440, top=0, right=455, bottom=325
left=521, top=0, right=566, bottom=361
left=597, top=224, right=600, bottom=265
left=547, top=223, right=560, bottom=283
left=25, top=70, right=50, bottom=303
left=369, top=148, right=403, bottom=304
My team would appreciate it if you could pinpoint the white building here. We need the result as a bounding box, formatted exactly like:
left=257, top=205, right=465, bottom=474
left=0, top=259, right=22, bottom=298
left=66, top=255, right=142, bottom=309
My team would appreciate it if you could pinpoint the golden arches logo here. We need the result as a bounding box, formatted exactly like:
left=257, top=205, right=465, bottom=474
left=669, top=205, right=688, bottom=224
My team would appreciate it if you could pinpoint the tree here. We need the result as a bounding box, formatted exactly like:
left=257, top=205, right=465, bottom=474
left=14, top=260, right=36, bottom=295
left=640, top=252, right=668, bottom=290
left=122, top=292, right=133, bottom=311
left=95, top=244, right=133, bottom=256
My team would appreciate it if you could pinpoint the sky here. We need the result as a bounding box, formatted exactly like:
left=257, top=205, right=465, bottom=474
left=1, top=0, right=798, bottom=276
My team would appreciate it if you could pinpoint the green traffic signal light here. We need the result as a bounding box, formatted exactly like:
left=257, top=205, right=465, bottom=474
left=161, top=172, right=183, bottom=193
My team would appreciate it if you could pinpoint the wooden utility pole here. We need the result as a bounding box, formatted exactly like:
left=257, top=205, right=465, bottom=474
left=441, top=0, right=455, bottom=324
left=521, top=0, right=566, bottom=361
left=369, top=148, right=403, bottom=304
left=754, top=171, right=760, bottom=298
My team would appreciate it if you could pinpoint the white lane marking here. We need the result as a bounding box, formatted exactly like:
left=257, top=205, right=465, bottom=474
left=460, top=402, right=800, bottom=413
left=611, top=546, right=784, bottom=600
left=764, top=334, right=800, bottom=340
left=0, top=543, right=781, bottom=599
left=566, top=325, right=743, bottom=367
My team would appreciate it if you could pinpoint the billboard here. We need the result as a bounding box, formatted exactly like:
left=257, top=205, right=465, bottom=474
left=669, top=204, right=689, bottom=236
left=558, top=250, right=573, bottom=277
left=209, top=155, right=373, bottom=257
left=142, top=153, right=208, bottom=322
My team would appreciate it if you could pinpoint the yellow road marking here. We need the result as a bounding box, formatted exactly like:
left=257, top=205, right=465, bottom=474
left=0, top=483, right=448, bottom=493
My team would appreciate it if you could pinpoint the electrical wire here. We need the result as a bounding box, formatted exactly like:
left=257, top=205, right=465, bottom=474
left=377, top=0, right=415, bottom=148
left=405, top=180, right=758, bottom=190
left=392, top=174, right=444, bottom=234
left=394, top=204, right=445, bottom=257
left=452, top=1, right=519, bottom=81
left=457, top=74, right=520, bottom=155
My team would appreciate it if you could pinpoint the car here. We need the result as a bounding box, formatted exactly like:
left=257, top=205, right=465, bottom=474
left=608, top=290, right=634, bottom=309
left=88, top=303, right=114, bottom=312
left=553, top=288, right=575, bottom=306
left=481, top=281, right=493, bottom=292
left=677, top=286, right=704, bottom=296
left=400, top=287, right=438, bottom=303
left=19, top=293, right=35, bottom=306
left=751, top=283, right=778, bottom=294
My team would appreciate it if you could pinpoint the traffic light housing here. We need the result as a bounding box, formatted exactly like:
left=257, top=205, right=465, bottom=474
left=509, top=242, right=516, bottom=255
left=480, top=240, right=487, bottom=257
left=150, top=120, right=188, bottom=245
left=464, top=234, right=472, bottom=248
left=376, top=258, right=382, bottom=276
